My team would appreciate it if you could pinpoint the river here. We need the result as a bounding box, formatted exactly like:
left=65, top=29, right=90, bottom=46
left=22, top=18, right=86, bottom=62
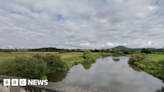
left=47, top=56, right=164, bottom=92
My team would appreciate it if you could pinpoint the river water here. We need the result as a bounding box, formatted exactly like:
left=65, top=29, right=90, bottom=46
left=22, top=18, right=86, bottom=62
left=47, top=56, right=164, bottom=92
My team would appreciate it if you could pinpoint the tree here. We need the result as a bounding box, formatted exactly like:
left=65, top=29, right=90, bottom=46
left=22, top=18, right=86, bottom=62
left=141, top=48, right=151, bottom=54
left=112, top=48, right=121, bottom=53
left=83, top=50, right=92, bottom=55
left=112, top=48, right=125, bottom=56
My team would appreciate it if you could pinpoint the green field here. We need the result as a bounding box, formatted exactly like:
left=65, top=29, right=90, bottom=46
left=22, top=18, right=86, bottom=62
left=0, top=52, right=108, bottom=63
left=146, top=54, right=164, bottom=61
left=129, top=53, right=164, bottom=81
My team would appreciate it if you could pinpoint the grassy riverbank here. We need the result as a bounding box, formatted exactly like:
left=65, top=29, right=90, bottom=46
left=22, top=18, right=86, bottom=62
left=0, top=52, right=110, bottom=62
left=128, top=53, right=164, bottom=81
left=0, top=52, right=112, bottom=79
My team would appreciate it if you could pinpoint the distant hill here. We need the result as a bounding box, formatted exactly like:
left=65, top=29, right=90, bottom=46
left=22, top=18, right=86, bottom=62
left=111, top=46, right=155, bottom=50
left=112, top=46, right=131, bottom=50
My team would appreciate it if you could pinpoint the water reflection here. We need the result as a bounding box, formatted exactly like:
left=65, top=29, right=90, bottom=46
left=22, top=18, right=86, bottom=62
left=129, top=63, right=142, bottom=72
left=81, top=60, right=96, bottom=70
left=156, top=86, right=164, bottom=92
left=112, top=56, right=120, bottom=62
left=47, top=70, right=69, bottom=82
left=48, top=56, right=164, bottom=92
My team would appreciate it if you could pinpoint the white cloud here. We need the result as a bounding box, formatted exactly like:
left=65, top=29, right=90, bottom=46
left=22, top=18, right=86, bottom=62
left=0, top=0, right=164, bottom=49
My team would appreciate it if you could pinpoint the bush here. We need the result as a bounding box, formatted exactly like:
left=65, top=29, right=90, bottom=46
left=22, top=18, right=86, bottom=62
left=82, top=50, right=97, bottom=61
left=112, top=53, right=120, bottom=56
left=112, top=48, right=125, bottom=56
left=83, top=54, right=96, bottom=61
left=144, top=58, right=156, bottom=63
left=101, top=53, right=112, bottom=57
left=83, top=50, right=92, bottom=55
left=33, top=54, right=68, bottom=73
left=137, top=64, right=146, bottom=69
left=128, top=54, right=146, bottom=64
left=117, top=52, right=125, bottom=56
left=156, top=60, right=164, bottom=65
left=134, top=62, right=139, bottom=66
left=0, top=57, right=47, bottom=79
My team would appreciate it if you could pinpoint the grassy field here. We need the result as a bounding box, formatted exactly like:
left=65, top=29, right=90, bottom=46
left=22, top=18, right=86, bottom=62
left=146, top=54, right=164, bottom=61
left=0, top=52, right=109, bottom=63
left=129, top=53, right=164, bottom=81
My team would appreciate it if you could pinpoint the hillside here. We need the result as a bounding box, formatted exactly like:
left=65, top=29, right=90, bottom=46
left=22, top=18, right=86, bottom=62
left=112, top=46, right=131, bottom=50
left=112, top=46, right=155, bottom=50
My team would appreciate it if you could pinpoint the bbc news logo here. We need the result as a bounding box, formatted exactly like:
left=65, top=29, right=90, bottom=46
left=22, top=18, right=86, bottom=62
left=3, top=79, right=48, bottom=86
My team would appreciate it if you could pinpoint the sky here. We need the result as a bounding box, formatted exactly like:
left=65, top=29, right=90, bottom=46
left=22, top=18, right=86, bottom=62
left=0, top=0, right=164, bottom=49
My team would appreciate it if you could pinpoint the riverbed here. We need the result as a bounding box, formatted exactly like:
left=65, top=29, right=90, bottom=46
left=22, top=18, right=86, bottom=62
left=47, top=56, right=164, bottom=92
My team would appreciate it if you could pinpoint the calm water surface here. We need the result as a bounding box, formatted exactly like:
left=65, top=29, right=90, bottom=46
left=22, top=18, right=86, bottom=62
left=47, top=56, right=164, bottom=92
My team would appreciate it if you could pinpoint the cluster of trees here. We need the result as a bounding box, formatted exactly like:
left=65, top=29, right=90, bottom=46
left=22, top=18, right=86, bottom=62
left=111, top=48, right=125, bottom=56
left=0, top=49, right=16, bottom=52
left=0, top=47, right=113, bottom=53
left=141, top=48, right=152, bottom=54
left=152, top=49, right=164, bottom=52
left=0, top=47, right=163, bottom=54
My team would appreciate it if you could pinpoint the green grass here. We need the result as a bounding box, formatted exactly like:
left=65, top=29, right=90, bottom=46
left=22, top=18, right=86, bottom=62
left=0, top=52, right=111, bottom=79
left=146, top=54, right=164, bottom=61
left=129, top=53, right=164, bottom=81
left=0, top=52, right=109, bottom=63
left=0, top=52, right=37, bottom=62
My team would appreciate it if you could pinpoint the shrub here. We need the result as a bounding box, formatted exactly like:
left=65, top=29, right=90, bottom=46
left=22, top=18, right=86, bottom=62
left=137, top=64, right=146, bottom=69
left=144, top=58, right=156, bottom=63
left=0, top=57, right=47, bottom=79
left=112, top=48, right=125, bottom=56
left=156, top=60, right=164, bottom=65
left=112, top=53, right=120, bottom=56
left=101, top=53, right=112, bottom=57
left=82, top=50, right=97, bottom=61
left=128, top=54, right=146, bottom=64
left=117, top=52, right=125, bottom=56
left=83, top=54, right=96, bottom=61
left=83, top=50, right=92, bottom=55
left=33, top=54, right=68, bottom=73
left=134, top=62, right=139, bottom=66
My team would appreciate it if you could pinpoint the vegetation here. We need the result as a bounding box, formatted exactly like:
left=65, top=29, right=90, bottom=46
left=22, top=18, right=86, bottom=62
left=141, top=48, right=152, bottom=54
left=121, top=50, right=133, bottom=54
left=0, top=47, right=112, bottom=53
left=129, top=53, right=164, bottom=81
left=111, top=48, right=125, bottom=56
left=83, top=50, right=97, bottom=61
left=156, top=86, right=164, bottom=92
left=0, top=51, right=112, bottom=79
left=112, top=53, right=120, bottom=56
left=101, top=53, right=112, bottom=57
left=128, top=53, right=146, bottom=64
left=33, top=54, right=68, bottom=74
left=146, top=54, right=164, bottom=61
left=0, top=57, right=46, bottom=79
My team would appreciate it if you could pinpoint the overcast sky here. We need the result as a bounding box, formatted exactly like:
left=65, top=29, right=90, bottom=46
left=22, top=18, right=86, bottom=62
left=0, top=0, right=164, bottom=49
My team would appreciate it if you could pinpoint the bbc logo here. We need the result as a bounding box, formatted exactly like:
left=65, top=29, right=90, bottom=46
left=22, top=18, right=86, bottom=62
left=3, top=79, right=48, bottom=86
left=3, top=79, right=26, bottom=86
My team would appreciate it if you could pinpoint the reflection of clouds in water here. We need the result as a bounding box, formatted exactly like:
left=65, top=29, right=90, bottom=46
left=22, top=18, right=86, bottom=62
left=54, top=57, right=164, bottom=92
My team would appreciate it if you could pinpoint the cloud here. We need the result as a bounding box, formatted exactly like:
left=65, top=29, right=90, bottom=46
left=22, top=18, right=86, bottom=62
left=0, top=0, right=164, bottom=49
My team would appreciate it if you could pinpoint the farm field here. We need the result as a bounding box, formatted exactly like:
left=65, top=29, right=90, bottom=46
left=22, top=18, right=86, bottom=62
left=146, top=54, right=164, bottom=61
left=0, top=52, right=108, bottom=62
